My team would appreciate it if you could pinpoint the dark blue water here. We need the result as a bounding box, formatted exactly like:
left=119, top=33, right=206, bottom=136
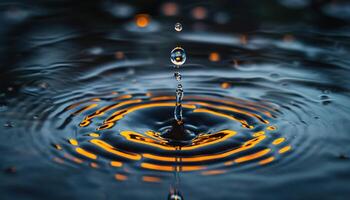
left=1, top=1, right=350, bottom=200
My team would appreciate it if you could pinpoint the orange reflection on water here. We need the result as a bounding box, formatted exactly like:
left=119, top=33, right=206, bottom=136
left=201, top=170, right=226, bottom=176
left=180, top=134, right=266, bottom=162
left=273, top=138, right=285, bottom=145
left=193, top=108, right=252, bottom=129
left=234, top=149, right=271, bottom=163
left=115, top=174, right=128, bottom=181
left=99, top=102, right=196, bottom=130
left=140, top=162, right=205, bottom=172
left=69, top=139, right=78, bottom=146
left=90, top=139, right=141, bottom=160
left=147, top=94, right=275, bottom=118
left=279, top=145, right=291, bottom=154
left=190, top=101, right=269, bottom=124
left=88, top=133, right=100, bottom=137
left=54, top=144, right=62, bottom=150
left=121, top=131, right=174, bottom=150
left=64, top=153, right=83, bottom=164
left=209, top=52, right=220, bottom=62
left=65, top=98, right=100, bottom=111
left=142, top=176, right=161, bottom=183
left=135, top=14, right=150, bottom=28
left=112, top=94, right=133, bottom=101
left=259, top=156, right=275, bottom=165
left=80, top=99, right=142, bottom=127
left=75, top=147, right=97, bottom=160
left=220, top=82, right=231, bottom=89
left=121, top=129, right=237, bottom=152
left=110, top=161, right=123, bottom=167
left=72, top=104, right=98, bottom=115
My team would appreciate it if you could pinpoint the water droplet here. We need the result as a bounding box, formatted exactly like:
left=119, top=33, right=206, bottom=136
left=175, top=22, right=182, bottom=32
left=174, top=72, right=182, bottom=81
left=174, top=83, right=184, bottom=122
left=168, top=193, right=183, bottom=200
left=170, top=47, right=186, bottom=66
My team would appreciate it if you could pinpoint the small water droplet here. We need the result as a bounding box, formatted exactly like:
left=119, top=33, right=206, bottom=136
left=170, top=47, right=186, bottom=66
left=175, top=22, right=182, bottom=32
left=168, top=193, right=183, bottom=200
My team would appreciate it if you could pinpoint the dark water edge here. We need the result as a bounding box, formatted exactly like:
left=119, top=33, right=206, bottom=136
left=1, top=1, right=350, bottom=200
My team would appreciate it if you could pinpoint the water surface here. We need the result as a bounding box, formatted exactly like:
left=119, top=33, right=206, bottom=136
left=1, top=1, right=350, bottom=200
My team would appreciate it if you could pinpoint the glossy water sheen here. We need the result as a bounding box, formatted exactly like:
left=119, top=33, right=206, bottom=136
left=1, top=1, right=350, bottom=200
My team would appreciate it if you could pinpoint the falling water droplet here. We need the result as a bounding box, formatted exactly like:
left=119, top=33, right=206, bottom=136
left=170, top=47, right=186, bottom=66
left=175, top=22, right=182, bottom=32
left=174, top=72, right=182, bottom=81
left=168, top=193, right=183, bottom=200
left=174, top=83, right=184, bottom=122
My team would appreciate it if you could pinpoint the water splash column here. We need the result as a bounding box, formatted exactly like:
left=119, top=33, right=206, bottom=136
left=170, top=23, right=186, bottom=124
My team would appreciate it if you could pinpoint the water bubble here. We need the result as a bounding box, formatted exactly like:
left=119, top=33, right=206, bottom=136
left=175, top=22, right=182, bottom=32
left=170, top=47, right=186, bottom=66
